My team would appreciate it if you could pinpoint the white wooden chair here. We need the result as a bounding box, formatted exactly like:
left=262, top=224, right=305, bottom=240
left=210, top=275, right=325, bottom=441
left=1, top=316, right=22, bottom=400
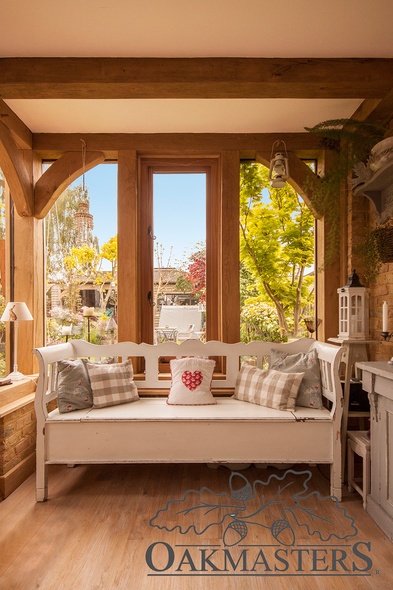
left=177, top=324, right=198, bottom=342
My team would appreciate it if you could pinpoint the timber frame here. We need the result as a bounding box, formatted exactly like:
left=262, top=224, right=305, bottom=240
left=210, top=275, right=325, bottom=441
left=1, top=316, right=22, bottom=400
left=1, top=57, right=393, bottom=375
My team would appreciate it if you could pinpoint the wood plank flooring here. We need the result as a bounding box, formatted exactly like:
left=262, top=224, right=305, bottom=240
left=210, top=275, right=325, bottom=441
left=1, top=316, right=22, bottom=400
left=0, top=463, right=392, bottom=590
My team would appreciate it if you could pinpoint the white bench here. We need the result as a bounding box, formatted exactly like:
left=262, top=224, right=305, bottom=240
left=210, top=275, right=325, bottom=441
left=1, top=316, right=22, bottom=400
left=33, top=338, right=343, bottom=501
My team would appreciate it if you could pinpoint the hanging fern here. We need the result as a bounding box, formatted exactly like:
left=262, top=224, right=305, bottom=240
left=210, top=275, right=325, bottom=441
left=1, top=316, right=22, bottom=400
left=304, top=119, right=386, bottom=266
left=305, top=119, right=385, bottom=162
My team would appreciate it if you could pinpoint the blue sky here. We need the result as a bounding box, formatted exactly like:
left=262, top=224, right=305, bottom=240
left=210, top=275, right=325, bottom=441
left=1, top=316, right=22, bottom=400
left=81, top=165, right=206, bottom=266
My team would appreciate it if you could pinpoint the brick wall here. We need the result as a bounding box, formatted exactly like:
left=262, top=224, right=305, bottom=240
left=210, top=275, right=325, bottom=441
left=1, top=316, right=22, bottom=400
left=349, top=190, right=393, bottom=362
left=0, top=401, right=36, bottom=481
left=0, top=380, right=38, bottom=500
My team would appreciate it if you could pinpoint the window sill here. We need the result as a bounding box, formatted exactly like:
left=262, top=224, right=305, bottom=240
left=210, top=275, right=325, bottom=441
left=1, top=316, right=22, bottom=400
left=0, top=376, right=38, bottom=418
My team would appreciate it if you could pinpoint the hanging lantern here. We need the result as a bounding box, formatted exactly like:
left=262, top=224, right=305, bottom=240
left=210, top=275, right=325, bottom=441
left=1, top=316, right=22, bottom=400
left=337, top=270, right=369, bottom=339
left=73, top=199, right=93, bottom=245
left=269, top=140, right=289, bottom=188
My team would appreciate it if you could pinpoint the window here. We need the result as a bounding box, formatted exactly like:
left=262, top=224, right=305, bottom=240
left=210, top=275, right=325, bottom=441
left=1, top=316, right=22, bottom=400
left=45, top=164, right=117, bottom=345
left=240, top=162, right=315, bottom=342
left=153, top=173, right=206, bottom=343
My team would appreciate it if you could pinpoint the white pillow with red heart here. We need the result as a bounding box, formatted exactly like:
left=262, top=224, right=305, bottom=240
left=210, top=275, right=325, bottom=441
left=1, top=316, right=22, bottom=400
left=167, top=357, right=216, bottom=405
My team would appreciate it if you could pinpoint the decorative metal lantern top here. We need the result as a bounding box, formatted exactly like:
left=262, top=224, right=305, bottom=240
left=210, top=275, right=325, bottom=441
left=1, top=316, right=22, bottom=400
left=337, top=270, right=369, bottom=339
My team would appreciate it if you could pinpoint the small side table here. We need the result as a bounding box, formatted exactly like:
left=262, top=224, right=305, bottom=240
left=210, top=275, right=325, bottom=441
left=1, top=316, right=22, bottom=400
left=347, top=430, right=371, bottom=509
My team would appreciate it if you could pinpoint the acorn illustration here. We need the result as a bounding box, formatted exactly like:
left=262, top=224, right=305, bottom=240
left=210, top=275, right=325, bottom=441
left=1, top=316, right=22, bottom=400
left=223, top=519, right=248, bottom=546
left=229, top=472, right=253, bottom=502
left=270, top=519, right=295, bottom=546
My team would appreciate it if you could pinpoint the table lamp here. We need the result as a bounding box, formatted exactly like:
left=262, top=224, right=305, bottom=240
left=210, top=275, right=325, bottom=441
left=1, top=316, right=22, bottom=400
left=1, top=302, right=33, bottom=380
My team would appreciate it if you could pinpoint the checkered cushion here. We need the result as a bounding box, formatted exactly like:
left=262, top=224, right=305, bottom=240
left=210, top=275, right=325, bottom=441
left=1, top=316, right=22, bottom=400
left=233, top=364, right=305, bottom=411
left=86, top=360, right=139, bottom=408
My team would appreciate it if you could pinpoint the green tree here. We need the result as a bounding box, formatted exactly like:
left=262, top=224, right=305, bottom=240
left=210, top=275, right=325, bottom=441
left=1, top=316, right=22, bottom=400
left=95, top=235, right=117, bottom=312
left=46, top=184, right=117, bottom=313
left=181, top=243, right=206, bottom=303
left=46, top=185, right=86, bottom=282
left=240, top=162, right=314, bottom=337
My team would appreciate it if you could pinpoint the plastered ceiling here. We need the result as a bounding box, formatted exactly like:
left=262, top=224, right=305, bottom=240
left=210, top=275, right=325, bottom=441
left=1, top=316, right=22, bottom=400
left=1, top=0, right=393, bottom=134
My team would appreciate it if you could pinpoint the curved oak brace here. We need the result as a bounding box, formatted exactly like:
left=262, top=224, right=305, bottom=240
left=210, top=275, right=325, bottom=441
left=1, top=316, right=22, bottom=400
left=256, top=151, right=321, bottom=219
left=34, top=150, right=105, bottom=219
left=0, top=121, right=33, bottom=217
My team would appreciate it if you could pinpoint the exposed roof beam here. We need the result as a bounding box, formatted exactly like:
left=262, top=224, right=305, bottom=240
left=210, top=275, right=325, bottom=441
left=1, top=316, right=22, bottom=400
left=2, top=58, right=393, bottom=99
left=33, top=132, right=322, bottom=159
left=352, top=93, right=393, bottom=128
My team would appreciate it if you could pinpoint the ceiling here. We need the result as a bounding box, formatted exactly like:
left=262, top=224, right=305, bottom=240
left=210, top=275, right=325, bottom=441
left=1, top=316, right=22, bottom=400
left=1, top=0, right=393, bottom=135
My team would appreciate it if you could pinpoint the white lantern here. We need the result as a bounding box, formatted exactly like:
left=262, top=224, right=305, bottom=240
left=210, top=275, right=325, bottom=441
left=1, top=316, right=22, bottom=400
left=337, top=270, right=369, bottom=339
left=269, top=140, right=289, bottom=188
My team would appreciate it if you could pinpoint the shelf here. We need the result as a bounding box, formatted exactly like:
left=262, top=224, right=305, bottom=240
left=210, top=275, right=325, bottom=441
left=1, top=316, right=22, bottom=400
left=354, top=159, right=393, bottom=222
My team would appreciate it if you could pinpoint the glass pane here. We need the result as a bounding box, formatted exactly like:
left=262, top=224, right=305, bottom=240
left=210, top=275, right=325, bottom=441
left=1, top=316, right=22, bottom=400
left=153, top=173, right=206, bottom=344
left=45, top=163, right=118, bottom=345
left=239, top=162, right=315, bottom=342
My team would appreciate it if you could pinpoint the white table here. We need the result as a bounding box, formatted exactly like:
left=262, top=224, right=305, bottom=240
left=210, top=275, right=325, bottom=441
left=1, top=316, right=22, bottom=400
left=155, top=327, right=178, bottom=343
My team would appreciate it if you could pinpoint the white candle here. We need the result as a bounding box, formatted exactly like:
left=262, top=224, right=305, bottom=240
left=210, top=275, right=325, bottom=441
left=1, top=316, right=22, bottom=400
left=61, top=325, right=72, bottom=335
left=382, top=301, right=388, bottom=332
left=83, top=307, right=95, bottom=317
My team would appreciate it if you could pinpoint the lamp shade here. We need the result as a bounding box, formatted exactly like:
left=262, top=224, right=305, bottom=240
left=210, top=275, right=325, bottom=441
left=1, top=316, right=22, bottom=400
left=1, top=302, right=33, bottom=322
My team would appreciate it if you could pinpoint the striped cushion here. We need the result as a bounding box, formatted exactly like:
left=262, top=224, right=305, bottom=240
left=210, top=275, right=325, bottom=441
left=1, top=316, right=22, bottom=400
left=233, top=364, right=304, bottom=411
left=86, top=360, right=139, bottom=408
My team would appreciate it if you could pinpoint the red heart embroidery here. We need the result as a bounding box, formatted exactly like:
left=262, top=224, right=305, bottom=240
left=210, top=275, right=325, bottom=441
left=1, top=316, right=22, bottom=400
left=182, top=370, right=203, bottom=391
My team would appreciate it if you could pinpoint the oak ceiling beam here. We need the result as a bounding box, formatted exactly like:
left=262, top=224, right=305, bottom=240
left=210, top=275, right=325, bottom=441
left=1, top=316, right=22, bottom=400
left=0, top=99, right=32, bottom=149
left=34, top=150, right=105, bottom=219
left=352, top=93, right=393, bottom=128
left=0, top=121, right=33, bottom=216
left=2, top=58, right=393, bottom=99
left=33, top=132, right=322, bottom=159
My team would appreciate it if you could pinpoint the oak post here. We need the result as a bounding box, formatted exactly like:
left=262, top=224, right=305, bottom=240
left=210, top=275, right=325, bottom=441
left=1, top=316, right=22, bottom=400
left=117, top=150, right=138, bottom=343
left=221, top=151, right=240, bottom=343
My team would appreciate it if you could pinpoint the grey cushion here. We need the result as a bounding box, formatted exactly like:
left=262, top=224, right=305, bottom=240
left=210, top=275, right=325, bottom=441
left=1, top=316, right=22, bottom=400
left=57, top=357, right=114, bottom=413
left=57, top=359, right=93, bottom=413
left=269, top=348, right=323, bottom=409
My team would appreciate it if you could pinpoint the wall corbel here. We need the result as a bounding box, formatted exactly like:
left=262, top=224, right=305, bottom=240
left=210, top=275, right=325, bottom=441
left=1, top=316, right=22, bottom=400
left=0, top=121, right=33, bottom=216
left=34, top=150, right=105, bottom=218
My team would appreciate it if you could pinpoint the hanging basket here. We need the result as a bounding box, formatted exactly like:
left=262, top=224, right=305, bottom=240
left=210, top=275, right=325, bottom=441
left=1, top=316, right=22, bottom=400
left=374, top=224, right=393, bottom=263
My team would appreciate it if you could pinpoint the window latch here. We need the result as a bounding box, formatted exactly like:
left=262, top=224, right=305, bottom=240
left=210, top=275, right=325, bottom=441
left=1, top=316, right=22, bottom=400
left=147, top=291, right=156, bottom=306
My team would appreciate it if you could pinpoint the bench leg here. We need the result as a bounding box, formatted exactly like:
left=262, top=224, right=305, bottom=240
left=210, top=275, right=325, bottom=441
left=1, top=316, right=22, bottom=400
left=330, top=462, right=342, bottom=501
left=36, top=463, right=48, bottom=502
left=347, top=440, right=355, bottom=493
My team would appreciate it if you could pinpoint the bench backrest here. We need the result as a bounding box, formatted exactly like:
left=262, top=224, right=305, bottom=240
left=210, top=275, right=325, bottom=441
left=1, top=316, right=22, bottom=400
left=33, top=338, right=343, bottom=420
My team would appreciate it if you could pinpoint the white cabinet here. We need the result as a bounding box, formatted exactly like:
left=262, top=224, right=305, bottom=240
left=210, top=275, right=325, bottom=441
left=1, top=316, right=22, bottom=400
left=357, top=362, right=393, bottom=541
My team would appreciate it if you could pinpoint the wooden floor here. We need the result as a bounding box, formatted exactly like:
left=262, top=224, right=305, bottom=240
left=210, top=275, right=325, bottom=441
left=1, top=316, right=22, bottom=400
left=0, top=463, right=392, bottom=590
